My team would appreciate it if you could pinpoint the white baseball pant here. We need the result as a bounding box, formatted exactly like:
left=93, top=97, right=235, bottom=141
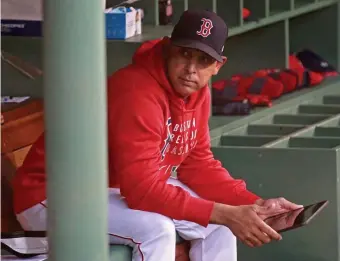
left=16, top=177, right=237, bottom=261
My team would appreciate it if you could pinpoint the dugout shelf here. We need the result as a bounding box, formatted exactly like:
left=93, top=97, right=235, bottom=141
left=211, top=78, right=340, bottom=261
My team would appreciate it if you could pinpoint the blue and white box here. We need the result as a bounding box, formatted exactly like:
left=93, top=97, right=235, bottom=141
left=1, top=0, right=43, bottom=37
left=105, top=7, right=142, bottom=40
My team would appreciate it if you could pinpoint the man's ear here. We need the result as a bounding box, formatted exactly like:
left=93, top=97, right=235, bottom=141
left=213, top=56, right=228, bottom=75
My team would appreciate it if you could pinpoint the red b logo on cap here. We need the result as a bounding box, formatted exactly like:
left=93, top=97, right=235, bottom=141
left=197, top=18, right=213, bottom=37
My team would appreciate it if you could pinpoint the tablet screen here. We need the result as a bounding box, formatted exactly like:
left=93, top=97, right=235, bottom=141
left=264, top=200, right=328, bottom=232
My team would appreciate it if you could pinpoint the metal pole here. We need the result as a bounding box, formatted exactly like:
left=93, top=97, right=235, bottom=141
left=43, top=1, right=109, bottom=260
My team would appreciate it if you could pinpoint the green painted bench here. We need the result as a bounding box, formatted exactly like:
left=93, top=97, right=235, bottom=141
left=1, top=233, right=185, bottom=260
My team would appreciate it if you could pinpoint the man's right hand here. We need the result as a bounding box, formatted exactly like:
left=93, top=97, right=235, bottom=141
left=210, top=203, right=282, bottom=248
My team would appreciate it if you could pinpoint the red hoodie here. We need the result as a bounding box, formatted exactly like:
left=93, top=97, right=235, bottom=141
left=12, top=38, right=259, bottom=227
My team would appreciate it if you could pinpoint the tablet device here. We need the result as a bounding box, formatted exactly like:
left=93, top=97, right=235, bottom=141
left=264, top=200, right=329, bottom=233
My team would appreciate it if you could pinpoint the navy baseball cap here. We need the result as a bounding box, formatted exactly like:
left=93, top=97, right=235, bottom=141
left=170, top=10, right=228, bottom=62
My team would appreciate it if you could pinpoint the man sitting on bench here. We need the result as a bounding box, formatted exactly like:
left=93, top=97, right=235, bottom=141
left=11, top=10, right=301, bottom=261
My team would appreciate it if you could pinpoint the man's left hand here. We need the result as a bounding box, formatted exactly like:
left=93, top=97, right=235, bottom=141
left=255, top=197, right=303, bottom=220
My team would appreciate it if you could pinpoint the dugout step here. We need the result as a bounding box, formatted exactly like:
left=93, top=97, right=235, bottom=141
left=323, top=95, right=340, bottom=105
left=314, top=127, right=340, bottom=137
left=220, top=134, right=281, bottom=147
left=246, top=124, right=306, bottom=136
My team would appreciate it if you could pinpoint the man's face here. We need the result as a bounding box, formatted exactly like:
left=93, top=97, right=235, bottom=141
left=166, top=44, right=227, bottom=98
